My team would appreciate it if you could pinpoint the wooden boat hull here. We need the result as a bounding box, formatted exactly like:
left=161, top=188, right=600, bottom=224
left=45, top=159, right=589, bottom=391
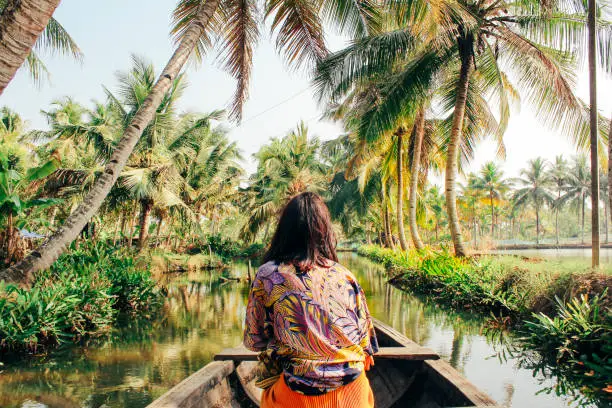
left=147, top=320, right=498, bottom=408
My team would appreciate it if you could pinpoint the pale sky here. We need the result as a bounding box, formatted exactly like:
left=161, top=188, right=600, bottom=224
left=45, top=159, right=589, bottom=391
left=1, top=0, right=611, bottom=180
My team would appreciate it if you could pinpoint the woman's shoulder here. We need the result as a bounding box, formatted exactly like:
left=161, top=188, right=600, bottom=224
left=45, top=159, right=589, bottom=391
left=328, top=261, right=359, bottom=282
left=256, top=261, right=278, bottom=278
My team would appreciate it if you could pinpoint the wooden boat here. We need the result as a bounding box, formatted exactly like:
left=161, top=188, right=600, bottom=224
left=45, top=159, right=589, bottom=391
left=147, top=319, right=499, bottom=408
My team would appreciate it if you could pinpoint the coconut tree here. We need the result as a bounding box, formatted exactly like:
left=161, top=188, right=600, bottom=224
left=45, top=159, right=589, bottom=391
left=548, top=155, right=569, bottom=245
left=242, top=122, right=327, bottom=240
left=408, top=109, right=426, bottom=250
left=2, top=0, right=382, bottom=281
left=599, top=170, right=609, bottom=243
left=460, top=173, right=485, bottom=247
left=0, top=108, right=61, bottom=263
left=473, top=162, right=510, bottom=238
left=315, top=0, right=611, bottom=257
left=0, top=0, right=64, bottom=94
left=560, top=155, right=592, bottom=244
left=424, top=185, right=445, bottom=243
left=512, top=158, right=554, bottom=244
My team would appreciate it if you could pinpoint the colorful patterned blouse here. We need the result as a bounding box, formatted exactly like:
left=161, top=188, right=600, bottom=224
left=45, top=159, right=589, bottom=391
left=243, top=261, right=378, bottom=395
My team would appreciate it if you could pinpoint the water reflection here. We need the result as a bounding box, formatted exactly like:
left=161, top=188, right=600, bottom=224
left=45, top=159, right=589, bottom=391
left=0, top=254, right=587, bottom=408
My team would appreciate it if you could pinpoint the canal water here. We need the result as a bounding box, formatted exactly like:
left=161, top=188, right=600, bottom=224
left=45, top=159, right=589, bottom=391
left=0, top=253, right=589, bottom=408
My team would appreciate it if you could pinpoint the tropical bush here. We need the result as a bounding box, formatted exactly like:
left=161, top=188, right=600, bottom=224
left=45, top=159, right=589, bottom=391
left=205, top=235, right=264, bottom=261
left=520, top=291, right=611, bottom=405
left=0, top=243, right=161, bottom=353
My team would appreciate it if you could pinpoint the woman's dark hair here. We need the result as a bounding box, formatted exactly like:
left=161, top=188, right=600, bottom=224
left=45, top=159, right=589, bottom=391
left=263, top=192, right=338, bottom=271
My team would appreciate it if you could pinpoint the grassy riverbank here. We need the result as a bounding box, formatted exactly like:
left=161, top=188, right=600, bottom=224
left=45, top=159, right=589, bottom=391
left=358, top=244, right=611, bottom=404
left=0, top=243, right=161, bottom=355
left=0, top=236, right=262, bottom=356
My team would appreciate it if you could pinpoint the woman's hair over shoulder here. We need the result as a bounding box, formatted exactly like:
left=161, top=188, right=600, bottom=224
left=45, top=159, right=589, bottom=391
left=262, top=192, right=338, bottom=272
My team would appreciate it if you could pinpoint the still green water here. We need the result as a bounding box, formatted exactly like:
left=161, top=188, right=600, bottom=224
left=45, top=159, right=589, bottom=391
left=0, top=254, right=585, bottom=407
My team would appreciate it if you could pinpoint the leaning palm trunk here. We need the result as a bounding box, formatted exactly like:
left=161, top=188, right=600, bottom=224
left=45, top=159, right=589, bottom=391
left=0, top=0, right=61, bottom=95
left=588, top=0, right=599, bottom=267
left=396, top=128, right=409, bottom=251
left=409, top=110, right=425, bottom=250
left=445, top=47, right=472, bottom=257
left=0, top=0, right=222, bottom=283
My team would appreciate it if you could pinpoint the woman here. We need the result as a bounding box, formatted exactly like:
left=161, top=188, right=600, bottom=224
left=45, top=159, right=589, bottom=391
left=244, top=192, right=378, bottom=408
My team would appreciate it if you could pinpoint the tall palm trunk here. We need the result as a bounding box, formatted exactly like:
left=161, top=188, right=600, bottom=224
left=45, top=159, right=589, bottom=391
left=113, top=214, right=122, bottom=246
left=385, top=204, right=395, bottom=250
left=128, top=206, right=138, bottom=248
left=155, top=213, right=164, bottom=247
left=608, top=115, right=612, bottom=242
left=165, top=216, right=175, bottom=248
left=605, top=197, right=609, bottom=243
left=582, top=193, right=586, bottom=244
left=138, top=199, right=153, bottom=251
left=555, top=191, right=561, bottom=245
left=445, top=40, right=472, bottom=258
left=1, top=0, right=222, bottom=283
left=120, top=209, right=128, bottom=242
left=588, top=0, right=599, bottom=266
left=396, top=128, right=409, bottom=251
left=535, top=204, right=540, bottom=245
left=489, top=191, right=495, bottom=237
left=409, top=110, right=425, bottom=250
left=0, top=0, right=61, bottom=95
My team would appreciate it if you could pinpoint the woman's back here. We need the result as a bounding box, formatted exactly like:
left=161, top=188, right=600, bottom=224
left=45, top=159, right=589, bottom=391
left=244, top=261, right=377, bottom=395
left=243, top=192, right=376, bottom=406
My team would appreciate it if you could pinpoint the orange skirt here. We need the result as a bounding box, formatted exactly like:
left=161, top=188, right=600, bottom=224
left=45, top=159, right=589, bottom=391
left=260, top=371, right=374, bottom=408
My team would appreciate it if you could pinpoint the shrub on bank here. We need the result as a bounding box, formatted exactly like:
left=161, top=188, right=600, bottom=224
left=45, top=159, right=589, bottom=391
left=204, top=235, right=265, bottom=261
left=0, top=243, right=161, bottom=354
left=357, top=244, right=611, bottom=319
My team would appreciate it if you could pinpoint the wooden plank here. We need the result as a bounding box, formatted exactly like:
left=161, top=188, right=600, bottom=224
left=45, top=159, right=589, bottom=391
left=146, top=360, right=235, bottom=408
left=214, top=347, right=258, bottom=361
left=372, top=319, right=499, bottom=407
left=214, top=345, right=438, bottom=362
left=376, top=346, right=438, bottom=360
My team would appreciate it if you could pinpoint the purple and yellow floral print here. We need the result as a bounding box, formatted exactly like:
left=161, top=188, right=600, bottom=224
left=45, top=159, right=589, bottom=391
left=244, top=261, right=378, bottom=396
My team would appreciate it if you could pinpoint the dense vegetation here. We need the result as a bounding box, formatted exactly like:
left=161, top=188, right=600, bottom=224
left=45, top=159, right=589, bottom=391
left=0, top=243, right=160, bottom=354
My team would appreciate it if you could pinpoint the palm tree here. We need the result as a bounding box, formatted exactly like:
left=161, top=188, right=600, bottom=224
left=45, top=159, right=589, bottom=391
left=560, top=156, right=592, bottom=244
left=460, top=173, right=485, bottom=247
left=242, top=122, right=327, bottom=240
left=548, top=155, right=569, bottom=245
left=0, top=108, right=61, bottom=263
left=599, top=171, right=609, bottom=243
left=0, top=0, right=66, bottom=94
left=512, top=158, right=554, bottom=244
left=2, top=0, right=380, bottom=281
left=587, top=0, right=599, bottom=266
left=424, top=185, right=445, bottom=243
left=315, top=0, right=611, bottom=257
left=408, top=109, right=426, bottom=250
left=473, top=162, right=510, bottom=239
